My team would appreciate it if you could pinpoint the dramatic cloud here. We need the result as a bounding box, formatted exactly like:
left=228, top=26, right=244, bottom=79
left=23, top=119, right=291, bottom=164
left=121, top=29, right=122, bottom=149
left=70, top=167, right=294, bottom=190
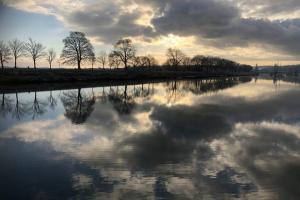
left=2, top=0, right=300, bottom=63
left=151, top=0, right=300, bottom=56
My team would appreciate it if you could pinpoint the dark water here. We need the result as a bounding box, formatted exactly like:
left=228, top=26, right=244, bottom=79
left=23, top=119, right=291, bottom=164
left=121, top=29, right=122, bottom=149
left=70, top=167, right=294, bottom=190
left=0, top=76, right=300, bottom=200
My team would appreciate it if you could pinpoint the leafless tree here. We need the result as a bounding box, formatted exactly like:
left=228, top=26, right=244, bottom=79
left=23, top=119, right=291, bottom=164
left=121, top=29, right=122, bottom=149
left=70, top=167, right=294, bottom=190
left=191, top=55, right=205, bottom=66
left=0, top=41, right=11, bottom=69
left=132, top=56, right=143, bottom=67
left=166, top=48, right=186, bottom=67
left=111, top=39, right=136, bottom=70
left=108, top=52, right=121, bottom=69
left=182, top=56, right=192, bottom=66
left=61, top=32, right=95, bottom=69
left=46, top=48, right=56, bottom=69
left=8, top=39, right=24, bottom=69
left=91, top=56, right=96, bottom=69
left=146, top=55, right=158, bottom=67
left=97, top=51, right=107, bottom=69
left=24, top=38, right=46, bottom=69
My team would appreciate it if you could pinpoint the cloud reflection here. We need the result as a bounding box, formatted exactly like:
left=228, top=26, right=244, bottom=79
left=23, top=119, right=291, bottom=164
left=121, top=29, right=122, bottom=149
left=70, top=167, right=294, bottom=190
left=0, top=78, right=300, bottom=199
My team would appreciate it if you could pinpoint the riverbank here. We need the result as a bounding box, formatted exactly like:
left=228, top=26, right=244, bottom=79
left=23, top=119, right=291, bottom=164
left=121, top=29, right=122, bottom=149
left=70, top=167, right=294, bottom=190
left=0, top=68, right=256, bottom=83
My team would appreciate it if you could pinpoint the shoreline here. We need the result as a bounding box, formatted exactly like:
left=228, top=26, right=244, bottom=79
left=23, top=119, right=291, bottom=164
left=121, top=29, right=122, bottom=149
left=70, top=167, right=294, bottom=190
left=0, top=68, right=256, bottom=93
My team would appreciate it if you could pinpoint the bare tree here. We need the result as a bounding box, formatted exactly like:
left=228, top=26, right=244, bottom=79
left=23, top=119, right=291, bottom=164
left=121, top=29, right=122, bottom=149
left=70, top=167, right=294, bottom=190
left=108, top=52, right=121, bottom=69
left=191, top=55, right=204, bottom=66
left=91, top=56, right=96, bottom=69
left=24, top=38, right=46, bottom=69
left=8, top=39, right=24, bottom=69
left=61, top=32, right=95, bottom=69
left=132, top=56, right=143, bottom=67
left=166, top=48, right=186, bottom=67
left=182, top=56, right=192, bottom=66
left=146, top=55, right=158, bottom=67
left=112, top=39, right=136, bottom=70
left=46, top=48, right=56, bottom=69
left=97, top=51, right=107, bottom=69
left=0, top=41, right=11, bottom=69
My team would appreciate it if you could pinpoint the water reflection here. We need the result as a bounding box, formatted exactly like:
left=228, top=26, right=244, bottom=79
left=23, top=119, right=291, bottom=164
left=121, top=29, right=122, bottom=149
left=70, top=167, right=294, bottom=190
left=61, top=88, right=95, bottom=124
left=0, top=76, right=300, bottom=200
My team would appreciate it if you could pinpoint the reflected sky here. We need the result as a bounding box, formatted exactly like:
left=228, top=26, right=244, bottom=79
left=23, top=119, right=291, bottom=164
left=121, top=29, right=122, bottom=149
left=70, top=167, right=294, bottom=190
left=0, top=77, right=300, bottom=200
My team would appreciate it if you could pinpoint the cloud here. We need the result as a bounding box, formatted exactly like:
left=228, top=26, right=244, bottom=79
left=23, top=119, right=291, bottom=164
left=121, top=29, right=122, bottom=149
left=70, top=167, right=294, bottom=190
left=150, top=0, right=300, bottom=56
left=234, top=0, right=300, bottom=19
left=210, top=122, right=300, bottom=199
left=2, top=0, right=300, bottom=61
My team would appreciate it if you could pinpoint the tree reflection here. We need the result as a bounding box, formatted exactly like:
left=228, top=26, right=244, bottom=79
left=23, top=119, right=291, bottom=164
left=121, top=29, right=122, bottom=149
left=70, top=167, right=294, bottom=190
left=133, top=83, right=153, bottom=98
left=108, top=85, right=135, bottom=115
left=48, top=91, right=57, bottom=110
left=61, top=88, right=95, bottom=124
left=0, top=93, right=13, bottom=117
left=30, top=92, right=48, bottom=119
left=165, top=77, right=252, bottom=98
left=12, top=93, right=27, bottom=120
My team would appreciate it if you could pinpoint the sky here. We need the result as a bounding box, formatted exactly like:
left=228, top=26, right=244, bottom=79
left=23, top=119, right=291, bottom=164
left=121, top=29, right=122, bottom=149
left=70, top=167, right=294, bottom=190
left=1, top=0, right=300, bottom=68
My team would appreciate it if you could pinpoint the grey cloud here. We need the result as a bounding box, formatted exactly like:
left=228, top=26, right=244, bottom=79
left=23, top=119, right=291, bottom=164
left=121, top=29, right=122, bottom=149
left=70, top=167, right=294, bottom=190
left=151, top=0, right=300, bottom=55
left=3, top=0, right=300, bottom=57
left=147, top=86, right=300, bottom=143
left=63, top=2, right=155, bottom=43
left=235, top=0, right=300, bottom=17
left=226, top=125, right=300, bottom=200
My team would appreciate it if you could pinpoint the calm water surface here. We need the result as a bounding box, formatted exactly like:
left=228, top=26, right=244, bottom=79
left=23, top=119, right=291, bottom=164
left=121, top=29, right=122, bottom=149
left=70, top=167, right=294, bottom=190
left=0, top=76, right=300, bottom=200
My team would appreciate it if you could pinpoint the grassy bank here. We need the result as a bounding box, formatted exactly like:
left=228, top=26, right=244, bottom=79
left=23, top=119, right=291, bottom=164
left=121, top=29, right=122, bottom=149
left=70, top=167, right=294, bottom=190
left=0, top=68, right=256, bottom=85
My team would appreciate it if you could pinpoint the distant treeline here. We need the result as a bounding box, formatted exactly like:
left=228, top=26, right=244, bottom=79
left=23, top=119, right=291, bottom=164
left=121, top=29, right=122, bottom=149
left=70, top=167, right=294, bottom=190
left=0, top=31, right=253, bottom=72
left=259, top=64, right=300, bottom=74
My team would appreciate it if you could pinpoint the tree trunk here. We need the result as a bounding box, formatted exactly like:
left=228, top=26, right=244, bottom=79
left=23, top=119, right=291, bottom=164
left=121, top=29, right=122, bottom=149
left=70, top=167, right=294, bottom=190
left=78, top=60, right=81, bottom=69
left=34, top=59, right=36, bottom=69
left=1, top=58, right=3, bottom=69
left=124, top=62, right=127, bottom=70
left=50, top=62, right=52, bottom=69
left=14, top=58, right=17, bottom=69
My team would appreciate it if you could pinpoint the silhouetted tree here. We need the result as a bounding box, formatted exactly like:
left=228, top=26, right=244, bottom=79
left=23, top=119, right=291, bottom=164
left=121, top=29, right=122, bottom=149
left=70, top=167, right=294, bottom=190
left=165, top=48, right=186, bottom=67
left=61, top=89, right=95, bottom=124
left=61, top=32, right=95, bottom=69
left=108, top=52, right=121, bottom=69
left=24, top=38, right=46, bottom=69
left=90, top=56, right=96, bottom=69
left=132, top=56, right=144, bottom=67
left=132, top=55, right=158, bottom=68
left=0, top=41, right=11, bottom=69
left=182, top=56, right=192, bottom=66
left=111, top=39, right=136, bottom=70
left=46, top=48, right=56, bottom=69
left=97, top=51, right=107, bottom=69
left=191, top=55, right=204, bottom=66
left=8, top=39, right=24, bottom=68
left=146, top=55, right=158, bottom=67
